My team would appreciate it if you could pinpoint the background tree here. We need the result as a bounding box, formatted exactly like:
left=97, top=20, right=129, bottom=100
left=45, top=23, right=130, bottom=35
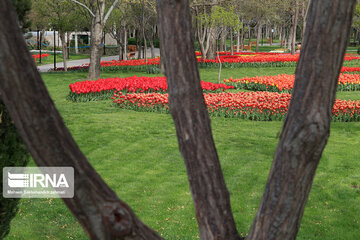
left=105, top=2, right=131, bottom=60
left=31, top=0, right=81, bottom=71
left=68, top=0, right=119, bottom=79
left=12, top=0, right=32, bottom=31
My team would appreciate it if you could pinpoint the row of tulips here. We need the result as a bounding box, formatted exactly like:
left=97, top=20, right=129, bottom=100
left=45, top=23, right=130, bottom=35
left=112, top=91, right=360, bottom=122
left=224, top=73, right=360, bottom=92
left=52, top=53, right=360, bottom=72
left=341, top=67, right=360, bottom=73
left=68, top=76, right=234, bottom=102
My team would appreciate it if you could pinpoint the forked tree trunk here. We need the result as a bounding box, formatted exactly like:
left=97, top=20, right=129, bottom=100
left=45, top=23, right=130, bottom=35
left=156, top=1, right=240, bottom=240
left=247, top=0, right=356, bottom=239
left=0, top=1, right=163, bottom=239
left=88, top=5, right=104, bottom=80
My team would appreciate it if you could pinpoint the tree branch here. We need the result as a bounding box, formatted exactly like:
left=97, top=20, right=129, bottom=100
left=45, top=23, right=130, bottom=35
left=104, top=0, right=120, bottom=25
left=68, top=0, right=95, bottom=17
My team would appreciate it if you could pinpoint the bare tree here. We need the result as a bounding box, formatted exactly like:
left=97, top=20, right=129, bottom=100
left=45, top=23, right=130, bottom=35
left=69, top=0, right=119, bottom=79
left=0, top=0, right=356, bottom=240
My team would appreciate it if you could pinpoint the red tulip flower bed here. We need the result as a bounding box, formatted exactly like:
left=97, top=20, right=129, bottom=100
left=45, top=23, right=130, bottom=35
left=224, top=73, right=360, bottom=92
left=68, top=76, right=234, bottom=101
left=112, top=91, right=360, bottom=122
left=52, top=53, right=360, bottom=72
left=32, top=53, right=50, bottom=62
left=341, top=67, right=360, bottom=73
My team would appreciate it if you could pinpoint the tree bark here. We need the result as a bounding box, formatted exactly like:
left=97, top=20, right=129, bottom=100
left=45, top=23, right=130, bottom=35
left=0, top=1, right=163, bottom=239
left=247, top=1, right=356, bottom=239
left=206, top=26, right=217, bottom=59
left=88, top=2, right=104, bottom=80
left=157, top=1, right=240, bottom=239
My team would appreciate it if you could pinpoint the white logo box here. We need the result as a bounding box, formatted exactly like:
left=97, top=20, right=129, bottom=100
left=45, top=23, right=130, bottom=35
left=3, top=167, right=74, bottom=198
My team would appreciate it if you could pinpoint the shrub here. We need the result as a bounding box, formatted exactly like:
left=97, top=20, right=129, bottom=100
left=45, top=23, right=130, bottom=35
left=0, top=100, right=29, bottom=239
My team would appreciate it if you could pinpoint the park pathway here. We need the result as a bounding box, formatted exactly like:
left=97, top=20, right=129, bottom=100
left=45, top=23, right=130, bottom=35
left=37, top=47, right=160, bottom=72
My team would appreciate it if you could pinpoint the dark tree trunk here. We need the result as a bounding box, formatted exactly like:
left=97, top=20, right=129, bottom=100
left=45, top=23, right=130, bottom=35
left=156, top=1, right=240, bottom=239
left=0, top=1, right=163, bottom=239
left=247, top=0, right=356, bottom=239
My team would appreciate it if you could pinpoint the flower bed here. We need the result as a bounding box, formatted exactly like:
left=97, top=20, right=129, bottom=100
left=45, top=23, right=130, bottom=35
left=112, top=91, right=360, bottom=122
left=68, top=76, right=234, bottom=102
left=341, top=67, right=360, bottom=73
left=32, top=53, right=50, bottom=61
left=224, top=73, right=360, bottom=92
left=51, top=53, right=360, bottom=72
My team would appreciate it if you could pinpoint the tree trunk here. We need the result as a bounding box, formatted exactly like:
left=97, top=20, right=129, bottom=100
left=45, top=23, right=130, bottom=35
left=123, top=24, right=128, bottom=60
left=219, top=30, right=224, bottom=52
left=302, top=0, right=311, bottom=40
left=256, top=21, right=262, bottom=52
left=59, top=30, right=67, bottom=72
left=287, top=24, right=293, bottom=50
left=88, top=2, right=104, bottom=80
left=247, top=1, right=356, bottom=239
left=224, top=29, right=227, bottom=52
left=157, top=0, right=240, bottom=239
left=236, top=26, right=240, bottom=52
left=74, top=32, right=79, bottom=54
left=291, top=0, right=299, bottom=55
left=0, top=1, right=164, bottom=239
left=248, top=27, right=252, bottom=49
left=206, top=26, right=217, bottom=59
left=230, top=29, right=234, bottom=55
left=150, top=40, right=155, bottom=58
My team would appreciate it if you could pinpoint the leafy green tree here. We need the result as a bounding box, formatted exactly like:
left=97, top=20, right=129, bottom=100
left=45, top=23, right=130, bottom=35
left=31, top=0, right=85, bottom=71
left=12, top=0, right=32, bottom=31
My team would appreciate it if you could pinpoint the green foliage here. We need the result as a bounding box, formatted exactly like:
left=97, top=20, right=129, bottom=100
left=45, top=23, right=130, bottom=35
left=11, top=0, right=32, bottom=31
left=211, top=6, right=242, bottom=31
left=0, top=101, right=29, bottom=239
left=31, top=0, right=87, bottom=31
left=352, top=3, right=360, bottom=31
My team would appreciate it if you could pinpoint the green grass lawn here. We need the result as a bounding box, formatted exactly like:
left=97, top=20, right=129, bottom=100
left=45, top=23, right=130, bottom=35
left=5, top=66, right=360, bottom=240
